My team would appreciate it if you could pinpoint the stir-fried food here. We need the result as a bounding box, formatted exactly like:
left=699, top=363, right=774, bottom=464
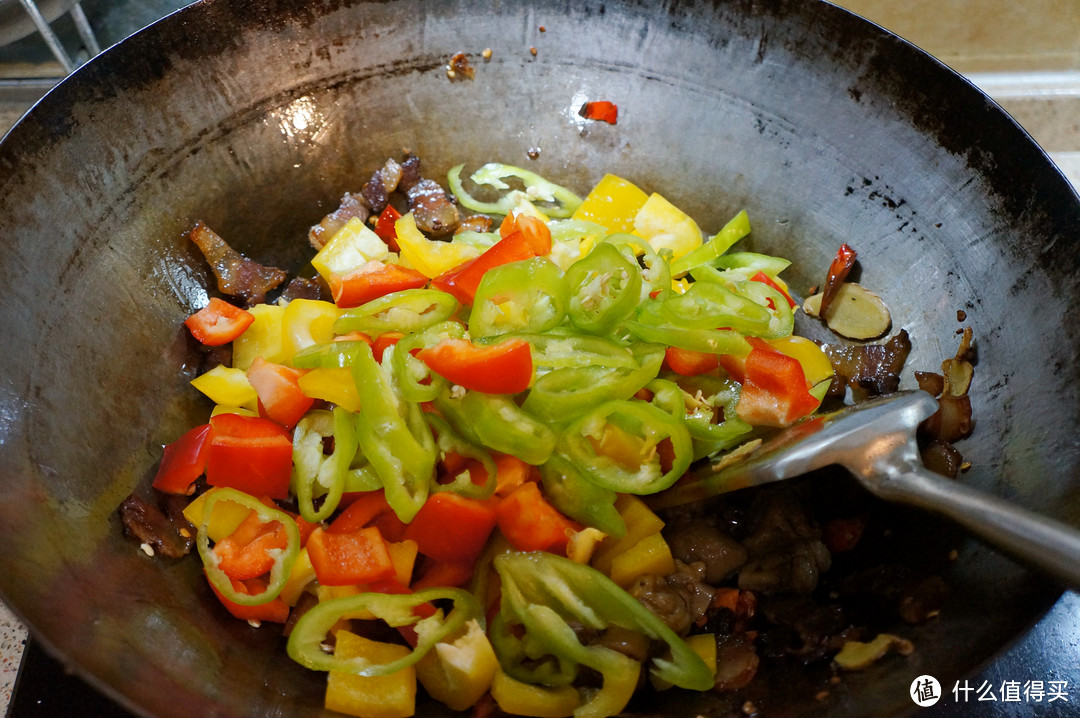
left=119, top=156, right=971, bottom=717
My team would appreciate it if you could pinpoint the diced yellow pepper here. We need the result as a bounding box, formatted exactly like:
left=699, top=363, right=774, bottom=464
left=311, top=216, right=391, bottom=282
left=633, top=193, right=704, bottom=260
left=609, top=532, right=676, bottom=588
left=317, top=584, right=363, bottom=603
left=190, top=365, right=259, bottom=411
left=281, top=299, right=341, bottom=362
left=490, top=668, right=579, bottom=718
left=297, top=367, right=361, bottom=412
left=280, top=547, right=316, bottom=606
left=210, top=404, right=258, bottom=418
left=395, top=212, right=480, bottom=278
left=652, top=634, right=716, bottom=690
left=416, top=619, right=498, bottom=711
left=591, top=495, right=665, bottom=575
left=768, top=335, right=835, bottom=387
left=182, top=488, right=252, bottom=542
left=566, top=527, right=607, bottom=564
left=325, top=630, right=416, bottom=718
left=387, top=539, right=419, bottom=588
left=232, top=303, right=287, bottom=370
left=571, top=174, right=649, bottom=235
left=577, top=653, right=640, bottom=718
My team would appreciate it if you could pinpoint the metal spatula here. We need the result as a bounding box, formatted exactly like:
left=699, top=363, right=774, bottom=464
left=651, top=390, right=1080, bottom=591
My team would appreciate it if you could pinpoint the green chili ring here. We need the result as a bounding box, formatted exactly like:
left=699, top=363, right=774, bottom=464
left=334, top=288, right=459, bottom=336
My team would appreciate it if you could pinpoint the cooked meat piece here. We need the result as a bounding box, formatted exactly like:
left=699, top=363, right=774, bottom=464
left=920, top=438, right=963, bottom=478
left=741, top=490, right=820, bottom=557
left=589, top=625, right=650, bottom=662
left=820, top=329, right=911, bottom=401
left=361, top=158, right=404, bottom=214
left=456, top=214, right=494, bottom=234
left=189, top=222, right=288, bottom=306
left=713, top=633, right=759, bottom=691
left=407, top=178, right=461, bottom=236
left=399, top=152, right=422, bottom=191
left=667, top=561, right=716, bottom=625
left=628, top=573, right=693, bottom=635
left=665, top=520, right=748, bottom=583
left=921, top=394, right=973, bottom=444
left=758, top=595, right=852, bottom=660
left=308, top=192, right=371, bottom=250
left=279, top=276, right=325, bottom=303
left=119, top=493, right=195, bottom=559
left=737, top=539, right=831, bottom=594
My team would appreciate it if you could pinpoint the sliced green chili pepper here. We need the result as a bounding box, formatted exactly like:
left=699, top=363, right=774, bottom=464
left=426, top=413, right=497, bottom=499
left=625, top=305, right=751, bottom=356
left=334, top=288, right=459, bottom=336
left=521, top=344, right=665, bottom=423
left=469, top=257, right=569, bottom=338
left=447, top=163, right=583, bottom=218
left=434, top=387, right=557, bottom=466
left=540, top=454, right=625, bottom=537
left=648, top=377, right=753, bottom=460
left=602, top=232, right=671, bottom=303
left=659, top=280, right=771, bottom=334
left=487, top=332, right=637, bottom=372
left=730, top=279, right=794, bottom=339
left=291, top=339, right=368, bottom=369
left=711, top=251, right=791, bottom=275
left=492, top=552, right=714, bottom=693
left=287, top=588, right=481, bottom=676
left=391, top=321, right=467, bottom=403
left=292, top=407, right=359, bottom=522
left=668, top=209, right=751, bottom=276
left=558, top=399, right=693, bottom=495
left=350, top=341, right=436, bottom=523
left=196, top=487, right=301, bottom=606
left=565, top=242, right=642, bottom=335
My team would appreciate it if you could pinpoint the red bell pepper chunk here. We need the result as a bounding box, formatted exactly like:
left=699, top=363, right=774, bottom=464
left=402, top=492, right=497, bottom=564
left=735, top=337, right=820, bottom=428
left=245, top=357, right=314, bottom=430
left=579, top=101, right=618, bottom=124
left=495, top=481, right=579, bottom=555
left=151, top=423, right=211, bottom=495
left=204, top=413, right=294, bottom=500
left=372, top=331, right=405, bottom=362
left=213, top=509, right=290, bottom=581
left=750, top=271, right=797, bottom=309
left=328, top=261, right=428, bottom=308
left=664, top=346, right=720, bottom=377
left=184, top=297, right=255, bottom=346
left=411, top=559, right=475, bottom=591
left=374, top=204, right=402, bottom=251
left=431, top=214, right=551, bottom=305
left=306, top=525, right=397, bottom=587
left=331, top=490, right=408, bottom=542
left=206, top=572, right=291, bottom=623
left=416, top=337, right=533, bottom=394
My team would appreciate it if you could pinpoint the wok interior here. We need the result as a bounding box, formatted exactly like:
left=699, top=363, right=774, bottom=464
left=1, top=0, right=1078, bottom=715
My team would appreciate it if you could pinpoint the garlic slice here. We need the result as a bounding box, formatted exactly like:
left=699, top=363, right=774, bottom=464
left=804, top=282, right=891, bottom=340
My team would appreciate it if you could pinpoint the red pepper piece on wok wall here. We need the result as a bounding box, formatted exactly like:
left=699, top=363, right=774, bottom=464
left=580, top=100, right=619, bottom=124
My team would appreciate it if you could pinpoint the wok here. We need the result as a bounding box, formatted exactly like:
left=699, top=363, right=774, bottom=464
left=0, top=0, right=1077, bottom=716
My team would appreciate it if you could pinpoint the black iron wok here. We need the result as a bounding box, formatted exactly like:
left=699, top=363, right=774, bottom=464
left=1, top=0, right=1078, bottom=716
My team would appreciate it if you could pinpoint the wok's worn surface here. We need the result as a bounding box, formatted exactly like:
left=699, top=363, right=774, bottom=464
left=0, top=0, right=1078, bottom=716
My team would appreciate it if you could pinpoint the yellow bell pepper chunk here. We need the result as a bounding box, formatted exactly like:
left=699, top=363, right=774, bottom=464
left=571, top=174, right=649, bottom=234
left=311, top=216, right=391, bottom=282
left=633, top=193, right=704, bottom=260
left=490, top=668, right=579, bottom=718
left=767, top=335, right=834, bottom=387
left=210, top=404, right=259, bottom=418
left=190, top=365, right=258, bottom=412
left=386, top=539, right=419, bottom=588
left=608, top=532, right=676, bottom=588
left=232, top=303, right=287, bottom=370
left=591, top=495, right=665, bottom=575
left=297, top=367, right=361, bottom=412
left=566, top=527, right=607, bottom=564
left=280, top=547, right=316, bottom=606
left=395, top=212, right=480, bottom=278
left=182, top=488, right=252, bottom=542
left=281, top=299, right=341, bottom=363
left=416, top=619, right=498, bottom=711
left=325, top=630, right=416, bottom=718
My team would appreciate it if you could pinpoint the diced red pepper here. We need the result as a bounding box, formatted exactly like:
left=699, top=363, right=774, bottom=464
left=372, top=331, right=405, bottom=362
left=734, top=337, right=820, bottom=427
left=151, top=423, right=211, bottom=495
left=212, top=509, right=290, bottom=581
left=579, top=100, right=618, bottom=124
left=328, top=261, right=428, bottom=308
left=204, top=413, right=294, bottom=500
left=402, top=492, right=497, bottom=564
left=331, top=490, right=408, bottom=542
left=750, top=271, right=797, bottom=309
left=431, top=214, right=551, bottom=305
left=664, top=346, right=720, bottom=376
left=493, top=452, right=532, bottom=498
left=495, top=481, right=579, bottom=555
left=416, top=337, right=532, bottom=394
left=306, top=525, right=397, bottom=587
left=206, top=572, right=291, bottom=623
left=374, top=204, right=402, bottom=251
left=410, top=558, right=476, bottom=591
left=245, top=357, right=314, bottom=430
left=184, top=297, right=255, bottom=346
